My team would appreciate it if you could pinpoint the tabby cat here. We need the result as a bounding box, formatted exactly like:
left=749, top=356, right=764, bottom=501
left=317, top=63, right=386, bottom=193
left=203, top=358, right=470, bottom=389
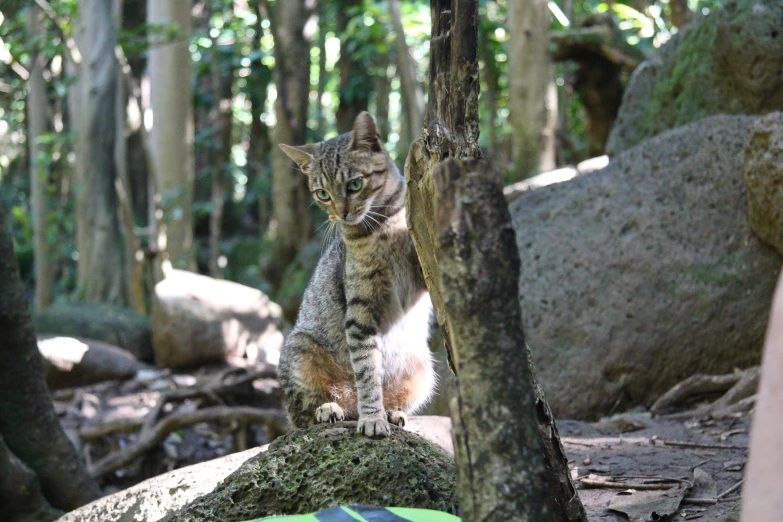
left=277, top=112, right=435, bottom=438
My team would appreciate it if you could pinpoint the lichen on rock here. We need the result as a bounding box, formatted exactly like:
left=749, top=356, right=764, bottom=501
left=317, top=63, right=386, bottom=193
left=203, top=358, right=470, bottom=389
left=163, top=422, right=457, bottom=522
left=607, top=0, right=783, bottom=155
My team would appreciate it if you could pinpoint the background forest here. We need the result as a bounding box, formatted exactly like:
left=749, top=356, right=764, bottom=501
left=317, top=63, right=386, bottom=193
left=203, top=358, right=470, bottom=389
left=3, top=0, right=782, bottom=521
left=1, top=0, right=720, bottom=313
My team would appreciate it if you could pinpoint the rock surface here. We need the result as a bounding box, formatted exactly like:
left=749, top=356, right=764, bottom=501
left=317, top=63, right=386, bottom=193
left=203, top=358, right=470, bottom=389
left=163, top=422, right=456, bottom=522
left=39, top=336, right=146, bottom=389
left=743, top=114, right=783, bottom=256
left=151, top=270, right=288, bottom=369
left=57, top=447, right=265, bottom=522
left=56, top=417, right=454, bottom=522
left=606, top=0, right=783, bottom=155
left=33, top=303, right=153, bottom=362
left=512, top=114, right=782, bottom=418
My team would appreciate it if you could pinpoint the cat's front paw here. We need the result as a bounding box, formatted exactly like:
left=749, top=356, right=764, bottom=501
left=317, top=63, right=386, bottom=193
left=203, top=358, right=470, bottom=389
left=357, top=415, right=390, bottom=438
left=315, top=403, right=345, bottom=424
left=387, top=410, right=407, bottom=427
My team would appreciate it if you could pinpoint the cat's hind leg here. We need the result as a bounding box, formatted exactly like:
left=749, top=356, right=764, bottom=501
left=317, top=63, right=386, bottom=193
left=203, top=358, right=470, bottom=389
left=278, top=331, right=357, bottom=428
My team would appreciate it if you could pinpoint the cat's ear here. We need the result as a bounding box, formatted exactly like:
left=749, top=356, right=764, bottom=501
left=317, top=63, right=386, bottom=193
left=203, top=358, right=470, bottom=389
left=279, top=143, right=315, bottom=173
left=351, top=112, right=382, bottom=152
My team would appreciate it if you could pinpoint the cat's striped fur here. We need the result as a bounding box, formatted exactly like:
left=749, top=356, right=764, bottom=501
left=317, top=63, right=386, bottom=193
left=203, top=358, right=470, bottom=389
left=277, top=112, right=435, bottom=437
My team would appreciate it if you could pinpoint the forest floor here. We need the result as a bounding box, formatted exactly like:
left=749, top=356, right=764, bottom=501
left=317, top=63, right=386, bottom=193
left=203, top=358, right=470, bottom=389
left=54, top=365, right=746, bottom=521
left=562, top=415, right=745, bottom=521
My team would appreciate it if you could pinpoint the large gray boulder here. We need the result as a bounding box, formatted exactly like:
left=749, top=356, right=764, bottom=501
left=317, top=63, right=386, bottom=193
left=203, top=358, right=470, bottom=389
left=743, top=114, right=783, bottom=256
left=606, top=0, right=783, bottom=155
left=512, top=113, right=782, bottom=419
left=152, top=270, right=288, bottom=369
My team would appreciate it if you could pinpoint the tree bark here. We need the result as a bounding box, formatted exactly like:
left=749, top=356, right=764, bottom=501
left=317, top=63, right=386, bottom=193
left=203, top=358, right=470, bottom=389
left=315, top=2, right=328, bottom=137
left=374, top=64, right=391, bottom=141
left=147, top=0, right=194, bottom=270
left=479, top=28, right=500, bottom=157
left=78, top=0, right=131, bottom=305
left=335, top=0, right=371, bottom=133
left=26, top=4, right=55, bottom=310
left=247, top=2, right=272, bottom=235
left=208, top=60, right=233, bottom=279
left=404, top=2, right=587, bottom=520
left=507, top=0, right=556, bottom=179
left=263, top=0, right=313, bottom=284
left=0, top=206, right=101, bottom=514
left=389, top=0, right=424, bottom=140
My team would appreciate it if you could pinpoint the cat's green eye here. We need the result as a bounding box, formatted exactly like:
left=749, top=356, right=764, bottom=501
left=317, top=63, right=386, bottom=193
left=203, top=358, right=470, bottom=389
left=315, top=189, right=331, bottom=201
left=346, top=177, right=364, bottom=194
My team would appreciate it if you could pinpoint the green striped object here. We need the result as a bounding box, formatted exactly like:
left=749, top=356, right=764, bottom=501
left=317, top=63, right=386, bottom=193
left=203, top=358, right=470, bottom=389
left=244, top=505, right=460, bottom=522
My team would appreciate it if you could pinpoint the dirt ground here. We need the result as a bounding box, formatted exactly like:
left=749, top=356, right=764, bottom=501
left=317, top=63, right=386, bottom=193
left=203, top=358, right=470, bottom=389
left=54, top=365, right=748, bottom=521
left=562, top=415, right=746, bottom=521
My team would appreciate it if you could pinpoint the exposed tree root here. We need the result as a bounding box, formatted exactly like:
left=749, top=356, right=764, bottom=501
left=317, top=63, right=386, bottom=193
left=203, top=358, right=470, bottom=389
left=0, top=434, right=63, bottom=522
left=651, top=367, right=759, bottom=419
left=89, top=406, right=286, bottom=478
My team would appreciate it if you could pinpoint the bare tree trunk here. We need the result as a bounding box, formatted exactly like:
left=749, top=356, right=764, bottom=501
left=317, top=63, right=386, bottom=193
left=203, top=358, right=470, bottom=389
left=315, top=2, right=328, bottom=137
left=508, top=0, right=556, bottom=179
left=374, top=64, right=391, bottom=140
left=405, top=1, right=587, bottom=520
left=208, top=62, right=233, bottom=279
left=479, top=29, right=500, bottom=158
left=27, top=5, right=55, bottom=310
left=247, top=2, right=272, bottom=235
left=335, top=0, right=371, bottom=133
left=78, top=0, right=131, bottom=305
left=147, top=0, right=194, bottom=270
left=68, top=3, right=89, bottom=295
left=0, top=205, right=101, bottom=515
left=263, top=0, right=313, bottom=284
left=389, top=0, right=424, bottom=140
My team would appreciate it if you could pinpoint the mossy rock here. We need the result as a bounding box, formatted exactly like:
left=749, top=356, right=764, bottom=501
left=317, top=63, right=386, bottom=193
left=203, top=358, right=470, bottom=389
left=607, top=0, right=783, bottom=154
left=33, top=302, right=153, bottom=362
left=164, top=422, right=457, bottom=522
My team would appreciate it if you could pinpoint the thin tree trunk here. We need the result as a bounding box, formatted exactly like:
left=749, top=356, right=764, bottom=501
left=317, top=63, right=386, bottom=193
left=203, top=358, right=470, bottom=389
left=479, top=29, right=499, bottom=158
left=248, top=1, right=272, bottom=235
left=374, top=63, right=391, bottom=141
left=405, top=1, right=587, bottom=520
left=315, top=2, right=328, bottom=137
left=389, top=0, right=424, bottom=139
left=508, top=0, right=555, bottom=179
left=68, top=3, right=89, bottom=294
left=0, top=205, right=101, bottom=513
left=147, top=0, right=194, bottom=270
left=335, top=0, right=371, bottom=133
left=27, top=4, right=55, bottom=310
left=208, top=61, right=233, bottom=279
left=78, top=0, right=131, bottom=305
left=263, top=0, right=313, bottom=285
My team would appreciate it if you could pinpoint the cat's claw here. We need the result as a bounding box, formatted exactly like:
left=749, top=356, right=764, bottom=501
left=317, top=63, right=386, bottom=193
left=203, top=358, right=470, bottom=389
left=387, top=410, right=407, bottom=428
left=315, top=403, right=345, bottom=424
left=357, top=416, right=390, bottom=438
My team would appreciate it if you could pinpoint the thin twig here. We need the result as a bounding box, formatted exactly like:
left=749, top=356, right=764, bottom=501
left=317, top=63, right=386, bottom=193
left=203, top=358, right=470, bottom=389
left=579, top=477, right=689, bottom=490
left=717, top=479, right=744, bottom=499
left=662, top=440, right=747, bottom=451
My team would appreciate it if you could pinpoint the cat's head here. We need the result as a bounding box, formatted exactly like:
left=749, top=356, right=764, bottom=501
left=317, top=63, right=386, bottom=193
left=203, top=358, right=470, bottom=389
left=279, top=112, right=398, bottom=227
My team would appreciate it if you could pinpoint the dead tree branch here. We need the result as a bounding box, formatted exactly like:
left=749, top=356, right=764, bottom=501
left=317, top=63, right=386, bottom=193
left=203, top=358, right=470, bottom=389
left=89, top=406, right=286, bottom=479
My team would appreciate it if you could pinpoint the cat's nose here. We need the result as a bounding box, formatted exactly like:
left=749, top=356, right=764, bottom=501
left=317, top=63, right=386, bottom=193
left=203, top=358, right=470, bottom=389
left=342, top=210, right=349, bottom=219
